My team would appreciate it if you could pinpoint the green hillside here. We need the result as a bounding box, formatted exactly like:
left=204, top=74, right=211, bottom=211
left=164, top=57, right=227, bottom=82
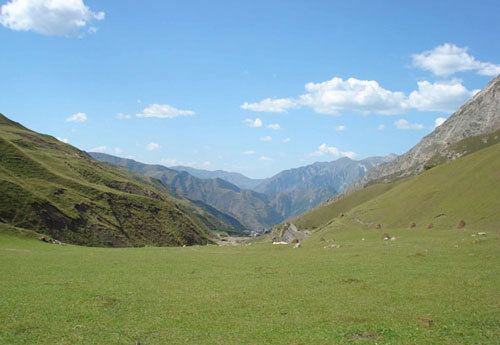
left=0, top=113, right=220, bottom=247
left=294, top=141, right=500, bottom=232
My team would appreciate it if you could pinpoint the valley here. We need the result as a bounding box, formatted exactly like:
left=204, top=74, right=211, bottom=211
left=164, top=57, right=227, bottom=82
left=1, top=2, right=499, bottom=343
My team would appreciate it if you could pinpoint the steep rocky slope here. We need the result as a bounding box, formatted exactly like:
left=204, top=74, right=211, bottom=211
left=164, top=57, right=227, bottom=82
left=363, top=74, right=500, bottom=183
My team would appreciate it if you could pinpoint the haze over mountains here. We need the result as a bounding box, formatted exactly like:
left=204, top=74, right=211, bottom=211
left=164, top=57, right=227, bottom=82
left=90, top=152, right=395, bottom=230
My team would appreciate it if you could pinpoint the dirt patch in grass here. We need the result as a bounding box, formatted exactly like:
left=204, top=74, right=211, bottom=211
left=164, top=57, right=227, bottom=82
left=4, top=248, right=31, bottom=252
left=351, top=332, right=382, bottom=341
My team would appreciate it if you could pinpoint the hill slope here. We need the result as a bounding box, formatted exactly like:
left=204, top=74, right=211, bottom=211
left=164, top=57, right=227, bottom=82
left=89, top=153, right=281, bottom=230
left=0, top=113, right=221, bottom=247
left=294, top=141, right=500, bottom=232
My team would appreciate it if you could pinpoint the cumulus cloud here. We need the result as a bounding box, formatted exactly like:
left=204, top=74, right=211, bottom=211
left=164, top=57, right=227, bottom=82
left=0, top=0, right=105, bottom=36
left=311, top=144, right=356, bottom=158
left=259, top=156, right=272, bottom=161
left=65, top=112, right=87, bottom=122
left=160, top=158, right=208, bottom=168
left=282, top=138, right=291, bottom=143
left=116, top=113, right=131, bottom=120
left=260, top=136, right=272, bottom=141
left=90, top=145, right=107, bottom=152
left=146, top=142, right=160, bottom=151
left=335, top=125, right=345, bottom=131
left=241, top=98, right=298, bottom=113
left=243, top=118, right=263, bottom=127
left=242, top=75, right=478, bottom=115
left=266, top=123, right=281, bottom=130
left=243, top=150, right=256, bottom=155
left=434, top=117, right=447, bottom=128
left=394, top=119, right=424, bottom=130
left=412, top=43, right=500, bottom=77
left=137, top=104, right=194, bottom=119
left=299, top=77, right=408, bottom=115
left=56, top=137, right=69, bottom=143
left=407, top=79, right=479, bottom=113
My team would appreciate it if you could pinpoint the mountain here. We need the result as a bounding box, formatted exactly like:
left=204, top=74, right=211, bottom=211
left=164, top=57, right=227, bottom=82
left=362, top=74, right=500, bottom=184
left=0, top=113, right=225, bottom=247
left=254, top=155, right=396, bottom=219
left=292, top=140, right=500, bottom=233
left=170, top=166, right=265, bottom=190
left=89, top=153, right=281, bottom=231
left=288, top=74, right=500, bottom=236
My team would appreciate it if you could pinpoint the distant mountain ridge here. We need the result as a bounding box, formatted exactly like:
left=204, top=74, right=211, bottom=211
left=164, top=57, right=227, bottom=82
left=255, top=155, right=396, bottom=218
left=171, top=166, right=265, bottom=190
left=92, top=152, right=393, bottom=228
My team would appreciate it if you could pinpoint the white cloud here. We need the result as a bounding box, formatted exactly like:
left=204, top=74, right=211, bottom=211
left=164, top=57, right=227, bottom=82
left=377, top=124, right=385, bottom=130
left=65, top=112, right=87, bottom=122
left=266, top=123, right=281, bottom=130
left=299, top=77, right=408, bottom=115
left=259, top=156, right=272, bottom=161
left=0, top=0, right=105, bottom=36
left=335, top=125, right=345, bottom=131
left=56, top=137, right=69, bottom=143
left=260, top=136, right=272, bottom=141
left=90, top=145, right=107, bottom=152
left=243, top=117, right=263, bottom=127
left=241, top=98, right=298, bottom=113
left=412, top=43, right=500, bottom=77
left=407, top=79, right=479, bottom=113
left=282, top=138, right=292, bottom=143
left=243, top=150, right=256, bottom=155
left=434, top=117, right=447, bottom=128
left=116, top=113, right=131, bottom=120
left=342, top=151, right=357, bottom=159
left=137, top=104, right=194, bottom=119
left=160, top=158, right=202, bottom=167
left=242, top=75, right=478, bottom=115
left=146, top=142, right=160, bottom=151
left=114, top=147, right=122, bottom=155
left=394, top=119, right=424, bottom=130
left=311, top=144, right=356, bottom=158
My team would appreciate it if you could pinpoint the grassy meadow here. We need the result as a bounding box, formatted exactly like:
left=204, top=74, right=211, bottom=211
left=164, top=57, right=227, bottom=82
left=1, top=223, right=499, bottom=344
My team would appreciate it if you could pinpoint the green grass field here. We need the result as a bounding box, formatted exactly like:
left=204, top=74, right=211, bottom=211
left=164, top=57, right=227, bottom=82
left=1, top=223, right=499, bottom=344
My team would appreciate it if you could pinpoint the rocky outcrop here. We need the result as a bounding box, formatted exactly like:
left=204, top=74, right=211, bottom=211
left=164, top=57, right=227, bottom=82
left=362, top=75, right=500, bottom=183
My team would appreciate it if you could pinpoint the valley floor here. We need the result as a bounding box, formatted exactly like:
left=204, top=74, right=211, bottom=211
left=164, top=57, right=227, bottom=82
left=0, top=224, right=499, bottom=344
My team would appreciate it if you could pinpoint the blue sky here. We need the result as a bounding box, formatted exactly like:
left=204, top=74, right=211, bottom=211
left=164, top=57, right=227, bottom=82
left=1, top=0, right=499, bottom=178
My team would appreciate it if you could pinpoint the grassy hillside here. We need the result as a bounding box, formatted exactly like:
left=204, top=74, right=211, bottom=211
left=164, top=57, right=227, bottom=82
left=294, top=141, right=500, bottom=232
left=1, top=223, right=499, bottom=344
left=0, top=113, right=218, bottom=247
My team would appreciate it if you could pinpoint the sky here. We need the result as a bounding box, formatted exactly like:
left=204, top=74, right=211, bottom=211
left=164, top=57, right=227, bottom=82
left=1, top=0, right=499, bottom=178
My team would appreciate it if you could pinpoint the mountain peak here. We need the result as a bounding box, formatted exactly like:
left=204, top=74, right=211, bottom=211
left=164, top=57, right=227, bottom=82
left=363, top=74, right=500, bottom=183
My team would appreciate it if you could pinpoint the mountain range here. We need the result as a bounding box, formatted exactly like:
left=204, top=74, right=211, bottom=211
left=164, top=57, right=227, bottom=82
left=90, top=152, right=395, bottom=231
